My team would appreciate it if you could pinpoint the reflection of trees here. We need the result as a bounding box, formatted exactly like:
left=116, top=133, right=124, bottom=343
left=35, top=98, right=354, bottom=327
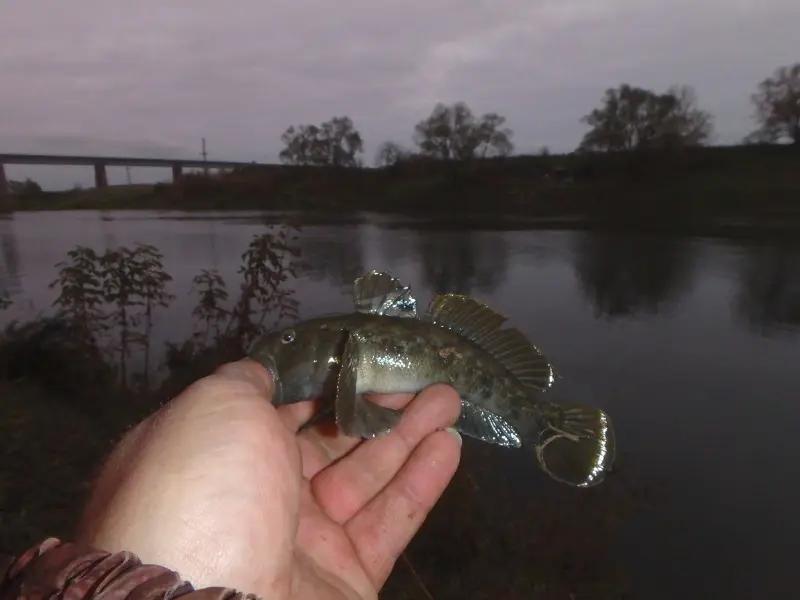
left=0, top=218, right=22, bottom=297
left=416, top=229, right=509, bottom=295
left=298, top=228, right=364, bottom=291
left=375, top=228, right=417, bottom=269
left=734, top=242, right=800, bottom=335
left=572, top=232, right=696, bottom=319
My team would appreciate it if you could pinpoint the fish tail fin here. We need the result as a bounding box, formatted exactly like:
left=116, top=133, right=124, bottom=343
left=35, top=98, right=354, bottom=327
left=533, top=399, right=616, bottom=488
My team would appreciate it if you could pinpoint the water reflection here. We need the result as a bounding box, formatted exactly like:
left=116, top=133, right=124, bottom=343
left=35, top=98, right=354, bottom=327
left=733, top=241, right=800, bottom=335
left=572, top=231, right=696, bottom=319
left=414, top=230, right=510, bottom=295
left=0, top=218, right=22, bottom=297
left=2, top=212, right=800, bottom=598
left=298, top=227, right=365, bottom=291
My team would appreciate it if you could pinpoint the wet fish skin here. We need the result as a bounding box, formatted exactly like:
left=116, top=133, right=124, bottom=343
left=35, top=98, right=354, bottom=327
left=349, top=313, right=536, bottom=439
left=251, top=312, right=533, bottom=446
left=248, top=271, right=616, bottom=488
left=251, top=317, right=347, bottom=408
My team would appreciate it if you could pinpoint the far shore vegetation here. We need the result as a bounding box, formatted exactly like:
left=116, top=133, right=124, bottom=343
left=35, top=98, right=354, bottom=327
left=4, top=62, right=799, bottom=233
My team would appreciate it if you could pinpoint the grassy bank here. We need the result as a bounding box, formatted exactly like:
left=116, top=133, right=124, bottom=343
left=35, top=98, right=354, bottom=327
left=7, top=144, right=800, bottom=227
left=0, top=225, right=656, bottom=599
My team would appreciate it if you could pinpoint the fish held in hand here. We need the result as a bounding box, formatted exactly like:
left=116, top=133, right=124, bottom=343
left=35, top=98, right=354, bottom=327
left=249, top=271, right=615, bottom=488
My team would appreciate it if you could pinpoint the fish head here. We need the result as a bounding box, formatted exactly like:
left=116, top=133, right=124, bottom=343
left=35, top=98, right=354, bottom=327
left=250, top=317, right=348, bottom=405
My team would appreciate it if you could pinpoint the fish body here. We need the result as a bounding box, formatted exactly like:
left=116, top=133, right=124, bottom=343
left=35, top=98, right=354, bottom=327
left=249, top=271, right=615, bottom=487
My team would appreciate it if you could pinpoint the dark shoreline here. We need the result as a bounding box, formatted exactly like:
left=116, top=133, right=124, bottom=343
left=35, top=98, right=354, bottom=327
left=3, top=144, right=798, bottom=245
left=5, top=205, right=800, bottom=243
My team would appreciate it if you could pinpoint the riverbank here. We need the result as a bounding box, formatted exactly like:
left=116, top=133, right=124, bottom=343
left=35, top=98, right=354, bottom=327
left=5, top=144, right=800, bottom=228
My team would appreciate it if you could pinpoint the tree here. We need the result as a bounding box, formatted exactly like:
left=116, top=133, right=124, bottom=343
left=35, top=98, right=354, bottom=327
left=578, top=84, right=713, bottom=152
left=374, top=141, right=410, bottom=167
left=572, top=231, right=696, bottom=319
left=8, top=178, right=42, bottom=196
left=748, top=62, right=800, bottom=145
left=412, top=102, right=514, bottom=160
left=279, top=116, right=364, bottom=167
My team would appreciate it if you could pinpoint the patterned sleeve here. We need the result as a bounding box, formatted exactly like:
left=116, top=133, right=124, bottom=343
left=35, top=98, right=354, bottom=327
left=0, top=538, right=263, bottom=600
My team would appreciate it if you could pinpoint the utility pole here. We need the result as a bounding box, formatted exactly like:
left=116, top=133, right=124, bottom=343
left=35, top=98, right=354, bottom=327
left=201, top=137, right=209, bottom=176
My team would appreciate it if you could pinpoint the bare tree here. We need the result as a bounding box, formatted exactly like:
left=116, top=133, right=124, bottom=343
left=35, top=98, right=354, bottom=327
left=279, top=116, right=364, bottom=166
left=413, top=102, right=514, bottom=161
left=374, top=141, right=410, bottom=167
left=578, top=84, right=714, bottom=152
left=748, top=62, right=800, bottom=145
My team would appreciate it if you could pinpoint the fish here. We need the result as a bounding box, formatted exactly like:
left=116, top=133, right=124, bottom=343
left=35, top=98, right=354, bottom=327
left=248, top=270, right=615, bottom=488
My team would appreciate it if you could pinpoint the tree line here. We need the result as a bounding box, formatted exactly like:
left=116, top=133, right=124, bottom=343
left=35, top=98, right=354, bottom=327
left=276, top=61, right=800, bottom=168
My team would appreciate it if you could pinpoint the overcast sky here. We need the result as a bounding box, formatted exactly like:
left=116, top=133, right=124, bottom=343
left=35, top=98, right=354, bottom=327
left=1, top=0, right=797, bottom=188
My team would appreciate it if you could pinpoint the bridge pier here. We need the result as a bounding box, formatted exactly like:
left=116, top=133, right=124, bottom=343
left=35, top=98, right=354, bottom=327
left=94, top=163, right=108, bottom=188
left=0, top=163, right=7, bottom=198
left=172, top=163, right=183, bottom=182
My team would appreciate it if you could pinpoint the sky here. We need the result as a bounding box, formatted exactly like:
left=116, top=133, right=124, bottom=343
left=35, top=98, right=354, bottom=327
left=0, top=0, right=798, bottom=189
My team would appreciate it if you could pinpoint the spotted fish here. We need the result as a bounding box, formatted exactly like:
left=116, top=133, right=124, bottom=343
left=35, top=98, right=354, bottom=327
left=249, top=271, right=615, bottom=487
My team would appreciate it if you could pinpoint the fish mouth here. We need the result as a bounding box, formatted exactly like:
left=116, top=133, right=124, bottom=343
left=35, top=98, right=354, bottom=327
left=256, top=350, right=284, bottom=405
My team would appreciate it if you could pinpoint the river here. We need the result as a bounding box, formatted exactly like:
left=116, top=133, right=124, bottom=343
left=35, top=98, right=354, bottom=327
left=1, top=209, right=798, bottom=599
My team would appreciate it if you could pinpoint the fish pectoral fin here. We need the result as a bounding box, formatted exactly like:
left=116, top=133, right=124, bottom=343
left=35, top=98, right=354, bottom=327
left=352, top=271, right=417, bottom=318
left=534, top=400, right=616, bottom=488
left=457, top=401, right=522, bottom=448
left=335, top=332, right=403, bottom=438
left=299, top=404, right=335, bottom=431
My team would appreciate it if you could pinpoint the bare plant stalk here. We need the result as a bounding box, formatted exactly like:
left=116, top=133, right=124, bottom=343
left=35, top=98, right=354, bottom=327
left=401, top=552, right=434, bottom=600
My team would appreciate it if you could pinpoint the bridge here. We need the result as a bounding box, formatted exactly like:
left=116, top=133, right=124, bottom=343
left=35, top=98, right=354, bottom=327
left=0, top=153, right=263, bottom=197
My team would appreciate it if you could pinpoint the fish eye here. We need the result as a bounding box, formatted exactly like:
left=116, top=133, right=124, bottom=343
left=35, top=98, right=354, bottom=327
left=280, top=329, right=296, bottom=344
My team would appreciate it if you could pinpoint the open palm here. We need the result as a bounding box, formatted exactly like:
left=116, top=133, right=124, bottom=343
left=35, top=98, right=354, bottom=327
left=77, top=359, right=462, bottom=600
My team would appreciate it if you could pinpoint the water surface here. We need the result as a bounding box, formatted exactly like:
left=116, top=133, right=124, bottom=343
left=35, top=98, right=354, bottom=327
left=1, top=210, right=798, bottom=599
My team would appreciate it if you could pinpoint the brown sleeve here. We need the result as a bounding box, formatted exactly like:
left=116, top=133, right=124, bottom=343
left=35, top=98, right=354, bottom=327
left=0, top=538, right=263, bottom=600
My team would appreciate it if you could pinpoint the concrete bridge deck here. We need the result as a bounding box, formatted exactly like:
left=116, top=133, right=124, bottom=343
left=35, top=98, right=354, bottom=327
left=0, top=152, right=262, bottom=196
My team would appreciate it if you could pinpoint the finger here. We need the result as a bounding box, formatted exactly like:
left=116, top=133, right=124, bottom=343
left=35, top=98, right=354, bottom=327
left=275, top=399, right=320, bottom=433
left=209, top=358, right=275, bottom=401
left=275, top=393, right=412, bottom=435
left=310, top=384, right=462, bottom=524
left=345, top=427, right=462, bottom=589
left=295, top=392, right=418, bottom=479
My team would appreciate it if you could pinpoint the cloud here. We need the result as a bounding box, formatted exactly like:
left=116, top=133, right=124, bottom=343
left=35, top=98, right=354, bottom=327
left=0, top=0, right=797, bottom=187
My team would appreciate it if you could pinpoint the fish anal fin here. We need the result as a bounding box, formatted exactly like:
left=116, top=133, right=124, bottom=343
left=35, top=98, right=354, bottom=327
left=353, top=271, right=417, bottom=318
left=534, top=400, right=616, bottom=488
left=335, top=330, right=403, bottom=438
left=424, top=293, right=555, bottom=392
left=456, top=400, right=522, bottom=448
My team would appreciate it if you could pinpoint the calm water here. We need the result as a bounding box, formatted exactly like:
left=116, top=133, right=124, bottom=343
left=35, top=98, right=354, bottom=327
left=2, top=210, right=799, bottom=598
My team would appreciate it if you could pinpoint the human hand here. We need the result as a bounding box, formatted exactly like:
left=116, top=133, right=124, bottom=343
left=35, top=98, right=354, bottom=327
left=75, top=358, right=462, bottom=599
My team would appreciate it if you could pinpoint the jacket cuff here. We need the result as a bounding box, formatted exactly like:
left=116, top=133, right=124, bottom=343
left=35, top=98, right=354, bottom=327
left=0, top=538, right=262, bottom=600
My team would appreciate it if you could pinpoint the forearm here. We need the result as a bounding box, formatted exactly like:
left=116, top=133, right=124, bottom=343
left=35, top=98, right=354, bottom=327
left=0, top=538, right=260, bottom=600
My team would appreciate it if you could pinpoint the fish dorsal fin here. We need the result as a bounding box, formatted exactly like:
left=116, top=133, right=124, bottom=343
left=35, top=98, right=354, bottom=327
left=424, top=293, right=555, bottom=392
left=352, top=271, right=417, bottom=318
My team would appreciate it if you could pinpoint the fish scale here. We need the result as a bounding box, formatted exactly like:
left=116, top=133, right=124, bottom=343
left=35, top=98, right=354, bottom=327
left=248, top=270, right=615, bottom=488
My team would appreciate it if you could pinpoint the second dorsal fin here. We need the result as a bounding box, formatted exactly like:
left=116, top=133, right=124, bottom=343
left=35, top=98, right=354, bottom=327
left=424, top=293, right=555, bottom=392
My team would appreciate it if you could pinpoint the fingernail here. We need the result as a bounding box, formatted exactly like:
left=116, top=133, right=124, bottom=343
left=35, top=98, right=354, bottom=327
left=445, top=427, right=462, bottom=446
